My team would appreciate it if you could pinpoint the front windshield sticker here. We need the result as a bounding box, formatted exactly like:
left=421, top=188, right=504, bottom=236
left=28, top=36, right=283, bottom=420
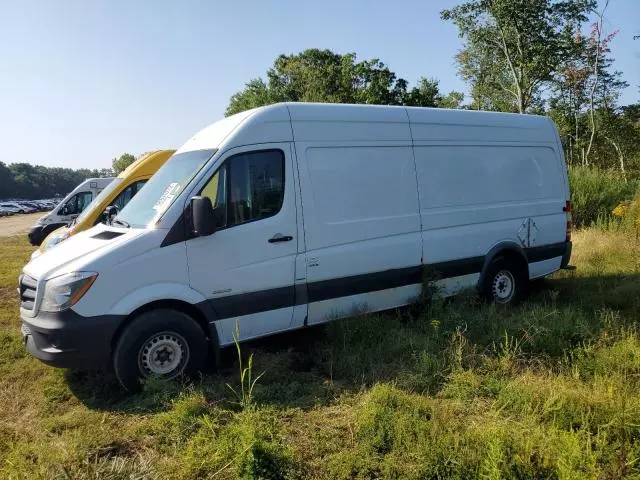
left=153, top=182, right=181, bottom=212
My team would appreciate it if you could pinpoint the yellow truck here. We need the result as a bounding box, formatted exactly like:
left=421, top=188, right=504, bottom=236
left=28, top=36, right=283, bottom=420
left=32, top=149, right=175, bottom=259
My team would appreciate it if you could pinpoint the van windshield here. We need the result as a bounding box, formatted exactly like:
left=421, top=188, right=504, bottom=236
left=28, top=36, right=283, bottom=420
left=73, top=178, right=122, bottom=225
left=115, top=149, right=216, bottom=228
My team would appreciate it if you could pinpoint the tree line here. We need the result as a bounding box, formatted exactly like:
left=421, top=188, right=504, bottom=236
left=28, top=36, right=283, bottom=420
left=0, top=154, right=136, bottom=200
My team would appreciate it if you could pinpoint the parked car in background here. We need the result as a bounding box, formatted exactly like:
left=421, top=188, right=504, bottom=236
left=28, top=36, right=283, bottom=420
left=0, top=207, right=16, bottom=217
left=27, top=177, right=114, bottom=246
left=0, top=203, right=32, bottom=214
left=20, top=202, right=38, bottom=211
left=0, top=200, right=57, bottom=216
left=16, top=203, right=37, bottom=213
left=33, top=150, right=175, bottom=258
left=22, top=201, right=49, bottom=212
left=38, top=200, right=56, bottom=210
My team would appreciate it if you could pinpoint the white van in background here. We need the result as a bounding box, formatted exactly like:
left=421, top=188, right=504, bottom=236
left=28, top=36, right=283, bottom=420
left=19, top=103, right=572, bottom=390
left=28, top=177, right=113, bottom=246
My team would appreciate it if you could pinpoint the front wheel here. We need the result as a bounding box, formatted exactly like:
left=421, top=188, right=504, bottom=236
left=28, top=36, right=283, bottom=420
left=113, top=309, right=208, bottom=391
left=480, top=257, right=527, bottom=304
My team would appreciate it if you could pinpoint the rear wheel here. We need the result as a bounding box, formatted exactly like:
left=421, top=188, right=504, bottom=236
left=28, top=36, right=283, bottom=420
left=481, top=256, right=527, bottom=304
left=113, top=309, right=208, bottom=391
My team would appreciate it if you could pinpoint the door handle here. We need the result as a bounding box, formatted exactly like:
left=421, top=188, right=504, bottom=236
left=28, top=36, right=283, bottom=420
left=268, top=233, right=293, bottom=243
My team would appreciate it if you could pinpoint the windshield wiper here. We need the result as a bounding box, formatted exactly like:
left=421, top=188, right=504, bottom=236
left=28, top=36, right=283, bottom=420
left=111, top=218, right=130, bottom=228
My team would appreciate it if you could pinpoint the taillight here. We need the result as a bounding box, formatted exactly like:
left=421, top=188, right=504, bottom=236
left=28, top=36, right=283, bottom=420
left=564, top=201, right=572, bottom=241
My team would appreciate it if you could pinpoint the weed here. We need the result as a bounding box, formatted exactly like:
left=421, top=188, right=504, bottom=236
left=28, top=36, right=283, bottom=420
left=226, top=320, right=265, bottom=410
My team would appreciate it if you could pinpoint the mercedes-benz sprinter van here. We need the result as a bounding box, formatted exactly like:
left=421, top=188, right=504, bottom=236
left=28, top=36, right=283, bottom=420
left=32, top=150, right=175, bottom=259
left=19, top=103, right=572, bottom=390
left=28, top=178, right=113, bottom=246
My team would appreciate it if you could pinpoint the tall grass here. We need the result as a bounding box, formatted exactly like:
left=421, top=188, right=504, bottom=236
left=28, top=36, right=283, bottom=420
left=569, top=166, right=639, bottom=228
left=226, top=321, right=265, bottom=410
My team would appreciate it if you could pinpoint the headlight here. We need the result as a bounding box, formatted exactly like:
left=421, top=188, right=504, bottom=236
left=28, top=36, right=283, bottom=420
left=40, top=272, right=98, bottom=312
left=35, top=216, right=49, bottom=226
left=42, top=231, right=70, bottom=252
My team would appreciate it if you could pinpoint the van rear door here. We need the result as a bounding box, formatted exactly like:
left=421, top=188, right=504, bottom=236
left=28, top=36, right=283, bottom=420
left=186, top=144, right=298, bottom=344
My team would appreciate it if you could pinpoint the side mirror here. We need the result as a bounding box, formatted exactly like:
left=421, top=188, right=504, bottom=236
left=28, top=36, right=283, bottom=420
left=104, top=205, right=119, bottom=224
left=60, top=205, right=70, bottom=216
left=191, top=196, right=216, bottom=237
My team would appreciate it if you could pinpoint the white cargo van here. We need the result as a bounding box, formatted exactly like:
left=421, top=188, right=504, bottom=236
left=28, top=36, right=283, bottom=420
left=28, top=177, right=114, bottom=246
left=19, top=103, right=572, bottom=390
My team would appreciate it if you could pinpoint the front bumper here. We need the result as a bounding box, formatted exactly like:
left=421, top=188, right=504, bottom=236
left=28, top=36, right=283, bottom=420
left=21, top=309, right=124, bottom=369
left=560, top=241, right=573, bottom=269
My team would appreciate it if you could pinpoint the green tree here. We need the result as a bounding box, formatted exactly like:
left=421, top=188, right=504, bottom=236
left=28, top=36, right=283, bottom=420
left=112, top=153, right=136, bottom=175
left=455, top=41, right=518, bottom=111
left=439, top=91, right=466, bottom=110
left=0, top=161, right=116, bottom=199
left=549, top=3, right=629, bottom=170
left=442, top=0, right=595, bottom=113
left=597, top=106, right=640, bottom=177
left=225, top=49, right=460, bottom=115
left=0, top=162, right=16, bottom=198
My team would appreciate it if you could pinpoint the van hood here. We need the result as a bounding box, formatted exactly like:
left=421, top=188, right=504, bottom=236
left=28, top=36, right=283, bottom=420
left=23, top=224, right=144, bottom=282
left=35, top=213, right=54, bottom=225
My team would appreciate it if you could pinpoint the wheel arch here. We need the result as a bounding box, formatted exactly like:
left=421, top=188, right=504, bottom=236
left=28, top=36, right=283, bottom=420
left=478, top=241, right=529, bottom=287
left=110, top=299, right=219, bottom=361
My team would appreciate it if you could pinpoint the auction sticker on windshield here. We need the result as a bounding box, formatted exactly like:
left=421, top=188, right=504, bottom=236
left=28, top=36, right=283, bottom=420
left=153, top=182, right=181, bottom=213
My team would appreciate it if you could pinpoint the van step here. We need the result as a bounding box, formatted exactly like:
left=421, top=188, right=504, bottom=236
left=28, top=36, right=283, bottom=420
left=562, top=265, right=577, bottom=271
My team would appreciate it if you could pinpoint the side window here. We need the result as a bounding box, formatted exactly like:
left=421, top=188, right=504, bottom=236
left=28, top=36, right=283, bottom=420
left=227, top=150, right=284, bottom=227
left=112, top=180, right=148, bottom=211
left=65, top=191, right=92, bottom=215
left=197, top=149, right=284, bottom=229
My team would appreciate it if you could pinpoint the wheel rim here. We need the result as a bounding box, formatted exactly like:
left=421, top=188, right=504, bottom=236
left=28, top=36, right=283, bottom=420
left=138, top=332, right=189, bottom=377
left=492, top=270, right=515, bottom=303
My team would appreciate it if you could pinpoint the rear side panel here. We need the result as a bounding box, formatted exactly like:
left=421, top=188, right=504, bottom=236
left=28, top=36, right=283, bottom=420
left=414, top=144, right=566, bottom=257
left=407, top=109, right=568, bottom=285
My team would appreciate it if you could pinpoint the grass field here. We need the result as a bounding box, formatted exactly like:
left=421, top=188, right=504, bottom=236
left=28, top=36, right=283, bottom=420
left=2, top=229, right=640, bottom=479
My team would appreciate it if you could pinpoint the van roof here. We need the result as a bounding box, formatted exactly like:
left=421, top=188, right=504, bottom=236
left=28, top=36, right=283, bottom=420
left=118, top=150, right=176, bottom=179
left=177, top=102, right=557, bottom=154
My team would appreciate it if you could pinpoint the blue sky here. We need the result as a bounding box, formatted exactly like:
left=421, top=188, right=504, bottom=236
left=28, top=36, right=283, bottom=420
left=1, top=0, right=638, bottom=169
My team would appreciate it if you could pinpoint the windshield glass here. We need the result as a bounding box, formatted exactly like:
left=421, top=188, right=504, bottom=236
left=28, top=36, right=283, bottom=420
left=74, top=178, right=122, bottom=225
left=115, top=149, right=216, bottom=228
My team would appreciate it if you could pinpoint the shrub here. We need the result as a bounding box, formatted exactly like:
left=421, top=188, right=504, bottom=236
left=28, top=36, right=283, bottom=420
left=569, top=166, right=638, bottom=228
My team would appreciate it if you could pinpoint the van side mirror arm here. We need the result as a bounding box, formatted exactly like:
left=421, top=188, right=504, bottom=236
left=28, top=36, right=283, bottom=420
left=104, top=205, right=119, bottom=225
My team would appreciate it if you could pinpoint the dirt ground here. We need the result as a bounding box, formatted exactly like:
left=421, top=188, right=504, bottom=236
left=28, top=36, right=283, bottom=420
left=0, top=213, right=43, bottom=237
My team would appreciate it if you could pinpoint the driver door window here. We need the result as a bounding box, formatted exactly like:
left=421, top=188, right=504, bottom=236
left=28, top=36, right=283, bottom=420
left=64, top=191, right=93, bottom=216
left=198, top=149, right=284, bottom=229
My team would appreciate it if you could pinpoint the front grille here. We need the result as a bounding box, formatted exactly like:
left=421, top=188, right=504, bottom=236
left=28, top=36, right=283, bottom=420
left=21, top=323, right=31, bottom=336
left=19, top=274, right=37, bottom=311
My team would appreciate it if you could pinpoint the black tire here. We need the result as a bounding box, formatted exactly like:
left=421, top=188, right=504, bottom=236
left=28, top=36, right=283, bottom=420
left=480, top=256, right=528, bottom=304
left=113, top=309, right=208, bottom=392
